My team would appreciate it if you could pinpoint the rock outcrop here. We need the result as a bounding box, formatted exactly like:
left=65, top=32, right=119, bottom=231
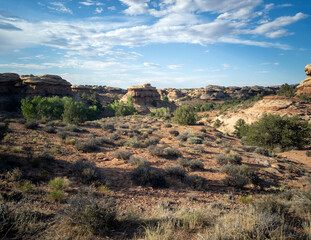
left=121, top=83, right=161, bottom=105
left=296, top=64, right=311, bottom=97
left=121, top=83, right=176, bottom=113
left=212, top=96, right=311, bottom=134
left=20, top=74, right=72, bottom=97
left=0, top=73, right=73, bottom=110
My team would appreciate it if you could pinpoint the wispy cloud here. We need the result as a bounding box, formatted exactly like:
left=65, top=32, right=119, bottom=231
left=79, top=0, right=104, bottom=6
left=143, top=62, right=161, bottom=68
left=48, top=2, right=73, bottom=14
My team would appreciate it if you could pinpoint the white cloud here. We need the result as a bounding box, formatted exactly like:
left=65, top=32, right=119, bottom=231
left=79, top=0, right=104, bottom=6
left=48, top=2, right=73, bottom=14
left=95, top=7, right=103, bottom=14
left=143, top=62, right=161, bottom=68
left=120, top=0, right=150, bottom=15
left=167, top=64, right=182, bottom=70
left=253, top=12, right=308, bottom=38
left=222, top=63, right=230, bottom=69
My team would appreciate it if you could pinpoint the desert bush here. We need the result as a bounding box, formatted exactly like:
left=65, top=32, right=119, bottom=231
left=222, top=174, right=249, bottom=189
left=165, top=165, right=186, bottom=180
left=114, top=150, right=132, bottom=160
left=0, top=122, right=8, bottom=141
left=173, top=105, right=197, bottom=125
left=216, top=154, right=228, bottom=165
left=163, top=147, right=181, bottom=158
left=24, top=119, right=39, bottom=129
left=177, top=131, right=189, bottom=142
left=50, top=190, right=63, bottom=202
left=54, top=194, right=116, bottom=238
left=227, top=153, right=242, bottom=165
left=188, top=159, right=204, bottom=171
left=102, top=122, right=115, bottom=131
left=57, top=130, right=68, bottom=140
left=221, top=164, right=259, bottom=188
left=49, top=177, right=68, bottom=191
left=128, top=156, right=150, bottom=167
left=187, top=135, right=203, bottom=144
left=306, top=151, right=311, bottom=157
left=124, top=137, right=143, bottom=148
left=62, top=100, right=87, bottom=124
left=71, top=159, right=105, bottom=184
left=75, top=138, right=99, bottom=152
left=144, top=136, right=160, bottom=146
left=213, top=119, right=222, bottom=128
left=254, top=147, right=270, bottom=156
left=43, top=126, right=56, bottom=133
left=243, top=114, right=311, bottom=150
left=64, top=124, right=79, bottom=132
left=130, top=165, right=167, bottom=188
left=241, top=145, right=257, bottom=152
left=169, top=129, right=179, bottom=136
left=184, top=175, right=206, bottom=191
left=150, top=107, right=171, bottom=119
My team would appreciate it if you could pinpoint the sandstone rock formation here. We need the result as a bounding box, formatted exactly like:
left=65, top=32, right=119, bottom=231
left=121, top=83, right=161, bottom=105
left=20, top=74, right=72, bottom=97
left=0, top=73, right=24, bottom=110
left=296, top=63, right=311, bottom=97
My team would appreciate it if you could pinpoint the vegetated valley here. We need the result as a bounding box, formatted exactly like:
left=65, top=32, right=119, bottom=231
left=1, top=70, right=311, bottom=240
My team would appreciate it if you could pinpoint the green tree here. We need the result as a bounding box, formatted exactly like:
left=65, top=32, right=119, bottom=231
left=233, top=119, right=248, bottom=138
left=173, top=105, right=197, bottom=125
left=277, top=83, right=296, bottom=97
left=62, top=100, right=87, bottom=124
left=106, top=96, right=136, bottom=117
left=243, top=114, right=311, bottom=150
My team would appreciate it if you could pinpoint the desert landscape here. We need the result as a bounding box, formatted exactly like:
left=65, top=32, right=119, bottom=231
left=1, top=0, right=311, bottom=239
left=0, top=64, right=311, bottom=239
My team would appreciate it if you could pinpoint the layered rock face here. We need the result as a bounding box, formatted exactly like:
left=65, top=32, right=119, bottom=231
left=296, top=64, right=311, bottom=97
left=0, top=73, right=72, bottom=110
left=20, top=74, right=72, bottom=97
left=121, top=83, right=161, bottom=105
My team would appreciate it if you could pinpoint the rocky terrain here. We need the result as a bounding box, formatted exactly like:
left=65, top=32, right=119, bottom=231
left=296, top=63, right=311, bottom=97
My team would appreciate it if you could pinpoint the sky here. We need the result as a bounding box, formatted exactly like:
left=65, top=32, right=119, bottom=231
left=0, top=0, right=310, bottom=88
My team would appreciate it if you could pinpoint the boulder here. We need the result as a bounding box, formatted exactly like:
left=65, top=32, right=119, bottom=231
left=296, top=63, right=311, bottom=98
left=121, top=83, right=161, bottom=105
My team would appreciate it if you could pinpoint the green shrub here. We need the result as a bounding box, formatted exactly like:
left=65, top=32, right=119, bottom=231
left=0, top=122, right=8, bottom=141
left=243, top=114, right=311, bottom=150
left=222, top=174, right=249, bottom=189
left=62, top=100, right=87, bottom=124
left=150, top=107, right=171, bottom=119
left=227, top=153, right=242, bottom=165
left=216, top=154, right=229, bottom=165
left=173, top=105, right=197, bottom=125
left=50, top=190, right=63, bottom=202
left=130, top=165, right=167, bottom=188
left=254, top=147, right=269, bottom=156
left=277, top=83, right=296, bottom=97
left=75, top=138, right=100, bottom=152
left=233, top=119, right=248, bottom=138
left=124, top=137, right=143, bottom=148
left=187, top=136, right=203, bottom=144
left=43, top=126, right=56, bottom=133
left=213, top=119, right=222, bottom=128
left=49, top=177, right=67, bottom=190
left=144, top=136, right=160, bottom=146
left=106, top=96, right=136, bottom=117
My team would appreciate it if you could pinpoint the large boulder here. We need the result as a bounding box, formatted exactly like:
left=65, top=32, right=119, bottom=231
left=0, top=73, right=24, bottom=110
left=296, top=64, right=311, bottom=98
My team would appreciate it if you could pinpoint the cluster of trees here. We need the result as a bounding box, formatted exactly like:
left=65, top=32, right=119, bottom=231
left=21, top=96, right=100, bottom=124
left=234, top=114, right=311, bottom=150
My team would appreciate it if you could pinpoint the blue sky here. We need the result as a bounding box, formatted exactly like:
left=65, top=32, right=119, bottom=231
left=0, top=0, right=310, bottom=88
